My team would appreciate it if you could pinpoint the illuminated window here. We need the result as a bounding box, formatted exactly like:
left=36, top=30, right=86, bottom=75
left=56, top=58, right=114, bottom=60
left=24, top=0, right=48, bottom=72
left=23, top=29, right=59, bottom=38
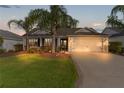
left=29, top=38, right=38, bottom=47
left=44, top=38, right=52, bottom=46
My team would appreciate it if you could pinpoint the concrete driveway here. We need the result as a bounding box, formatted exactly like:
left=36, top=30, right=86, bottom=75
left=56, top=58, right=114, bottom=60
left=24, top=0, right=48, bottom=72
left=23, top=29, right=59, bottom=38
left=71, top=52, right=124, bottom=88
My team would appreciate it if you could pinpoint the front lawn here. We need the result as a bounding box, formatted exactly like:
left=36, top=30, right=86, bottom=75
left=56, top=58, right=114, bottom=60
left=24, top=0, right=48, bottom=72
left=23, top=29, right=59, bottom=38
left=0, top=54, right=77, bottom=88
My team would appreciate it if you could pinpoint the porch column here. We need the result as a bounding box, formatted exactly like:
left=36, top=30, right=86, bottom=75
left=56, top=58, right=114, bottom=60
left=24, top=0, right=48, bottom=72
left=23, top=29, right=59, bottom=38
left=23, top=37, right=26, bottom=50
left=40, top=37, right=42, bottom=47
left=57, top=38, right=61, bottom=48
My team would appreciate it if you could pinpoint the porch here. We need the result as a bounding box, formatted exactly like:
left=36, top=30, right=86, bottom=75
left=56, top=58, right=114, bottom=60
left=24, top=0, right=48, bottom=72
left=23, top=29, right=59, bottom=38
left=27, top=37, right=68, bottom=52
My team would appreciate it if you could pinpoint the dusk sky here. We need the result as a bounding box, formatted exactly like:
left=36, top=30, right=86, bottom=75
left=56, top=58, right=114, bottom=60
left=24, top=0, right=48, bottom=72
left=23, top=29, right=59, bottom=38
left=0, top=5, right=114, bottom=35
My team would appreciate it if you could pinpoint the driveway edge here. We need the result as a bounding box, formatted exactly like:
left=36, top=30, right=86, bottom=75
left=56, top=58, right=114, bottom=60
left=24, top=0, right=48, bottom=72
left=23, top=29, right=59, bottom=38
left=70, top=55, right=84, bottom=88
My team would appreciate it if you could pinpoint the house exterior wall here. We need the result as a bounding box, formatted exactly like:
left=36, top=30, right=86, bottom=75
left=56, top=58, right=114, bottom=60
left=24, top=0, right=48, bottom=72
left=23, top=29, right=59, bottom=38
left=23, top=35, right=108, bottom=53
left=110, top=36, right=124, bottom=47
left=2, top=39, right=22, bottom=51
left=68, top=36, right=108, bottom=52
left=23, top=37, right=62, bottom=50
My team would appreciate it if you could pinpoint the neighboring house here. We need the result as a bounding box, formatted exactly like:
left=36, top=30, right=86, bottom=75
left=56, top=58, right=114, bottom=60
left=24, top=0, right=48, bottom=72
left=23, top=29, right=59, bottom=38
left=110, top=32, right=124, bottom=47
left=23, top=27, right=108, bottom=52
left=103, top=27, right=124, bottom=47
left=0, top=29, right=23, bottom=51
left=102, top=27, right=122, bottom=36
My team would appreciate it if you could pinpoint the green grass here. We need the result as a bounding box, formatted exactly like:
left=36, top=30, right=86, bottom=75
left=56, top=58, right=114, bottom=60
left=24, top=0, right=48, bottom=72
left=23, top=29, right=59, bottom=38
left=0, top=54, right=77, bottom=88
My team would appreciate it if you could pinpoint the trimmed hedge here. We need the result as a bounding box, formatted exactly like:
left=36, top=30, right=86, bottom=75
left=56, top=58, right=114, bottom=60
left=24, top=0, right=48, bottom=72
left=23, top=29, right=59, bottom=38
left=109, top=42, right=123, bottom=53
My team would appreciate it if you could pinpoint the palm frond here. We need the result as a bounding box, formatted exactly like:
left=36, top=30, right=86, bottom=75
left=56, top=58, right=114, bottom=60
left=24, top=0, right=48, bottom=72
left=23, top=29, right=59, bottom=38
left=111, top=5, right=124, bottom=16
left=8, top=19, right=23, bottom=28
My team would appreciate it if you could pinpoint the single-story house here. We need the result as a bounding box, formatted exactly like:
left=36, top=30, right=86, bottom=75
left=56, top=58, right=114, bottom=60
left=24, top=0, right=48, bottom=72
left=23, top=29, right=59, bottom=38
left=0, top=29, right=23, bottom=51
left=23, top=27, right=108, bottom=52
left=110, top=32, right=124, bottom=47
left=102, top=27, right=122, bottom=36
left=103, top=27, right=124, bottom=47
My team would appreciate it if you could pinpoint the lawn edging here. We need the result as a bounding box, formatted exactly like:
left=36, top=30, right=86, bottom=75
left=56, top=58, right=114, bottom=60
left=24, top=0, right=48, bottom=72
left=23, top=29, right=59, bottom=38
left=70, top=55, right=84, bottom=88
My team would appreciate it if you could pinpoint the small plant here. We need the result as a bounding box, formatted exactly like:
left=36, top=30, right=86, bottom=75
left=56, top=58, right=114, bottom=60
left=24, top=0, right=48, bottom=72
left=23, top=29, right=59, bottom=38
left=8, top=50, right=15, bottom=52
left=27, top=48, right=40, bottom=53
left=60, top=45, right=67, bottom=51
left=0, top=48, right=6, bottom=54
left=56, top=46, right=60, bottom=52
left=40, top=46, right=52, bottom=52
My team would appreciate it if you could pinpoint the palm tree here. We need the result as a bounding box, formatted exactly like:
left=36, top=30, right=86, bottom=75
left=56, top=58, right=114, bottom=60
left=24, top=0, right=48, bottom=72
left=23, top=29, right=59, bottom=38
left=111, top=5, right=124, bottom=19
left=8, top=17, right=35, bottom=50
left=106, top=5, right=124, bottom=29
left=29, top=5, right=79, bottom=53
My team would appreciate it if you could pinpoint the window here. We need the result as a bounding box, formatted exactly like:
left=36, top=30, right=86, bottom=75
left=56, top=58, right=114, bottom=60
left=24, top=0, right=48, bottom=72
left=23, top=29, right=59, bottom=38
left=60, top=39, right=68, bottom=51
left=60, top=39, right=67, bottom=46
left=29, top=38, right=38, bottom=47
left=44, top=38, right=52, bottom=46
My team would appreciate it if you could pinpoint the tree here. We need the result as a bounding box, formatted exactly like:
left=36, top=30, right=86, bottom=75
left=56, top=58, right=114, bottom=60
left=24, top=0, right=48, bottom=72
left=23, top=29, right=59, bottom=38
left=0, top=36, right=3, bottom=46
left=29, top=5, right=79, bottom=53
left=111, top=5, right=124, bottom=19
left=106, top=5, right=124, bottom=29
left=8, top=16, right=35, bottom=50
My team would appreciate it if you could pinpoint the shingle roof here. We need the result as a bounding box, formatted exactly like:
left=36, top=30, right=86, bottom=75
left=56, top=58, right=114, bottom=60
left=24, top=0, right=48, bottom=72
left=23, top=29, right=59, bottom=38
left=24, top=27, right=106, bottom=37
left=56, top=28, right=105, bottom=36
left=110, top=31, right=124, bottom=37
left=102, top=27, right=123, bottom=36
left=0, top=29, right=22, bottom=41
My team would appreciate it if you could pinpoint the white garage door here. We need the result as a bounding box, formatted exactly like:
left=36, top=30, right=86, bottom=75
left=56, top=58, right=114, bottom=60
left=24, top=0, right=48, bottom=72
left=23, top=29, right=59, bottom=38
left=68, top=36, right=103, bottom=52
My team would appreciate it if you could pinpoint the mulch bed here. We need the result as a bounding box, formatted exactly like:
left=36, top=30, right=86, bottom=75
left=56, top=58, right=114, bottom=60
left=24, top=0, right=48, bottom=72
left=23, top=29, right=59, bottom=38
left=40, top=52, right=70, bottom=58
left=0, top=51, right=27, bottom=57
left=0, top=51, right=70, bottom=58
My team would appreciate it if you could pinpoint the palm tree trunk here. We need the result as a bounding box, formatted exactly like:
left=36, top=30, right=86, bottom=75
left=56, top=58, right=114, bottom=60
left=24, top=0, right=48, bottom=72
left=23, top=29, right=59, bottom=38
left=52, top=27, right=56, bottom=53
left=52, top=35, right=56, bottom=53
left=26, top=32, right=29, bottom=51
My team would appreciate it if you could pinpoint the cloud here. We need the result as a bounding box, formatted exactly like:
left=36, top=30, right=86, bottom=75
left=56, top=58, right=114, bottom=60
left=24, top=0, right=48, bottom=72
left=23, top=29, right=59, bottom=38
left=14, top=5, right=20, bottom=8
left=90, top=22, right=105, bottom=33
left=92, top=23, right=102, bottom=27
left=0, top=5, right=11, bottom=8
left=0, top=5, right=20, bottom=8
left=91, top=22, right=105, bottom=29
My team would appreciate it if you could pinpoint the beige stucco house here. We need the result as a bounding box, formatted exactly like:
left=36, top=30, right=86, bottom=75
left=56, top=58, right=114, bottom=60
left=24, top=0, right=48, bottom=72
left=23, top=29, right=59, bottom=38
left=0, top=29, right=23, bottom=51
left=23, top=27, right=108, bottom=52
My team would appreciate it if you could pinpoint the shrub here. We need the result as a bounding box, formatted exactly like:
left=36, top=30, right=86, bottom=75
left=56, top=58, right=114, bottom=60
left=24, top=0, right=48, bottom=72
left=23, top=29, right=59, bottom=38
left=14, top=44, right=23, bottom=52
left=0, top=48, right=5, bottom=54
left=122, top=47, right=124, bottom=53
left=40, top=46, right=52, bottom=52
left=109, top=42, right=123, bottom=53
left=27, top=48, right=40, bottom=53
left=60, top=45, right=67, bottom=51
left=0, top=36, right=3, bottom=46
left=56, top=46, right=60, bottom=52
left=8, top=50, right=15, bottom=52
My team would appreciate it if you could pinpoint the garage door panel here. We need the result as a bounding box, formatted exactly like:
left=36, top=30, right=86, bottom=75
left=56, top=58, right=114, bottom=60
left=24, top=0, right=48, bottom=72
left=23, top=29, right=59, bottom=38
left=69, top=36, right=102, bottom=52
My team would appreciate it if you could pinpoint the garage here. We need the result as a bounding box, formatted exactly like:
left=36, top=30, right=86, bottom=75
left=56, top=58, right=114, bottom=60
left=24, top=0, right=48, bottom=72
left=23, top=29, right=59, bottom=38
left=68, top=36, right=108, bottom=52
